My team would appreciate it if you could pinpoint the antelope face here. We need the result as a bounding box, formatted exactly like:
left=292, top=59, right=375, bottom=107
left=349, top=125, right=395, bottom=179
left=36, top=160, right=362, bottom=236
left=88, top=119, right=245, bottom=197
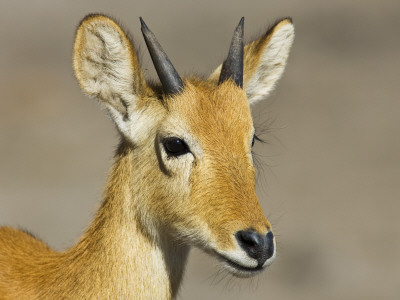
left=73, top=15, right=294, bottom=277
left=154, top=81, right=274, bottom=276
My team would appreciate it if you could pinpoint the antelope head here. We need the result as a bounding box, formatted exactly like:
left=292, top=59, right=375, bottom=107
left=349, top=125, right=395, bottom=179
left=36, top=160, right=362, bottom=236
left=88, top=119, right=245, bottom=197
left=73, top=15, right=294, bottom=277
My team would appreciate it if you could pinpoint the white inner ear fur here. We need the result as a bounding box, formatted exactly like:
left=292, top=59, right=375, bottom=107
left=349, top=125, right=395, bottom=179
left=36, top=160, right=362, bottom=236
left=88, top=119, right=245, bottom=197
left=75, top=18, right=139, bottom=137
left=245, top=22, right=294, bottom=105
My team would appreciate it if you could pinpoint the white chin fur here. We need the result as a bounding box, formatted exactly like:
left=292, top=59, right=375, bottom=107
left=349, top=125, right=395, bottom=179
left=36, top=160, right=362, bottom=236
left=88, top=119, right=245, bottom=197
left=215, top=247, right=276, bottom=278
left=206, top=229, right=277, bottom=277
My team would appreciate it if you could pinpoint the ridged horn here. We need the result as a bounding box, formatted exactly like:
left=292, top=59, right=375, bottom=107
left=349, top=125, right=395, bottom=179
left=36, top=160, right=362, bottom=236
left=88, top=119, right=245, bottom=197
left=140, top=17, right=184, bottom=95
left=218, top=17, right=244, bottom=88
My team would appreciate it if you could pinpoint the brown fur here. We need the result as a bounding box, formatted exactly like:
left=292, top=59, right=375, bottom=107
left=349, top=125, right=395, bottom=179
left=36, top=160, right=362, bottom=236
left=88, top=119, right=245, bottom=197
left=0, top=14, right=294, bottom=299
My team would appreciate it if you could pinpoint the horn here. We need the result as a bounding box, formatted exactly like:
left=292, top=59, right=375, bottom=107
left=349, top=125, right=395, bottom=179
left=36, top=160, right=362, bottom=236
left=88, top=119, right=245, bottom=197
left=140, top=17, right=184, bottom=95
left=218, top=17, right=244, bottom=88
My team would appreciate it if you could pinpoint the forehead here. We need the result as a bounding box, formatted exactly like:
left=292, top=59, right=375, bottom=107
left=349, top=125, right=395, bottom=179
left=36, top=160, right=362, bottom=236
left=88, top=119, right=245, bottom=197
left=166, top=80, right=253, bottom=147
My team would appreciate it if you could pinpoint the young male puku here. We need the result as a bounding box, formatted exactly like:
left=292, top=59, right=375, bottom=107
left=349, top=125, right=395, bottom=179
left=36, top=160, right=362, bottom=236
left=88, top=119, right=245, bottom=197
left=0, top=14, right=294, bottom=299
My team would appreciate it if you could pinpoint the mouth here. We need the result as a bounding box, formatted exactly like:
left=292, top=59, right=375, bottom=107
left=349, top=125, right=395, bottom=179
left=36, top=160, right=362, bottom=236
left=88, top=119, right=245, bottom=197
left=215, top=252, right=265, bottom=277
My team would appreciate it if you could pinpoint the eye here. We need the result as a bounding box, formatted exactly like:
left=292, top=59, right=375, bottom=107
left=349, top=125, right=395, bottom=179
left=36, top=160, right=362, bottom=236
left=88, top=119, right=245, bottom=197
left=163, top=137, right=190, bottom=157
left=252, top=134, right=262, bottom=148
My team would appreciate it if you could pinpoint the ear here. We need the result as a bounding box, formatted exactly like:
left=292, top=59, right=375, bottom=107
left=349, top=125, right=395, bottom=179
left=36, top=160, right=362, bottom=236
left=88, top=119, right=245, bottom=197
left=209, top=18, right=294, bottom=105
left=73, top=14, right=148, bottom=136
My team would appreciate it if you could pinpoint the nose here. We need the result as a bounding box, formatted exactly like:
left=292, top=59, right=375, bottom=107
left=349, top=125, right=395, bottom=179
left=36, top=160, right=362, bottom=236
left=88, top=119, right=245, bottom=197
left=235, top=230, right=275, bottom=267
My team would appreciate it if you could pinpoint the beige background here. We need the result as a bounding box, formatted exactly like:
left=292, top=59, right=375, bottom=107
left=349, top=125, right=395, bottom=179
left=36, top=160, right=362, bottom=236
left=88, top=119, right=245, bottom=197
left=1, top=0, right=399, bottom=299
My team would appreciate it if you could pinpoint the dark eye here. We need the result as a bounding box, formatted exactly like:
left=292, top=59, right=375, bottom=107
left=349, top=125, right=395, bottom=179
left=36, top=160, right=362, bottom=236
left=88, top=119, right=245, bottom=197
left=252, top=134, right=262, bottom=148
left=163, top=137, right=190, bottom=157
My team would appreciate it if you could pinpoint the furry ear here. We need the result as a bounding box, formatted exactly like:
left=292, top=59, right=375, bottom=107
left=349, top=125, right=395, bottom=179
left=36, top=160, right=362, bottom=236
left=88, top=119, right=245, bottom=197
left=73, top=14, right=147, bottom=135
left=209, top=18, right=294, bottom=105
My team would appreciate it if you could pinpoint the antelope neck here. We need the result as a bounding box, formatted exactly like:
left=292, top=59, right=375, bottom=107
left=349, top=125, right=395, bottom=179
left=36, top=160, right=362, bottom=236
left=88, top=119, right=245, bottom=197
left=62, top=149, right=189, bottom=299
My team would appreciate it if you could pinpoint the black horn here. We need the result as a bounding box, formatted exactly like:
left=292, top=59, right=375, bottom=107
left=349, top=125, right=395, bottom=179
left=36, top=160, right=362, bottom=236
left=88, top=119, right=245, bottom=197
left=140, top=17, right=184, bottom=95
left=218, top=17, right=244, bottom=88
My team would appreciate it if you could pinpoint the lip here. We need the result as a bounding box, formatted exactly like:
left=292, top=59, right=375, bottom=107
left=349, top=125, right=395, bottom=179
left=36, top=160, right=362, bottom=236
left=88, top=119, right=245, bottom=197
left=215, top=252, right=265, bottom=276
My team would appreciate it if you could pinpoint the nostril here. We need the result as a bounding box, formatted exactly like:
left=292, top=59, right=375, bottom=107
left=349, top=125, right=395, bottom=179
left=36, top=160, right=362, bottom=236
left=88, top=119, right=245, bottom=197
left=236, top=230, right=264, bottom=248
left=236, top=230, right=265, bottom=261
left=235, top=230, right=275, bottom=266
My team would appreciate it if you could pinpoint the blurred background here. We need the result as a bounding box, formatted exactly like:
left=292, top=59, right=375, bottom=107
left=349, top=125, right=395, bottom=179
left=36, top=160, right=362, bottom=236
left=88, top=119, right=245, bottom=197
left=1, top=0, right=399, bottom=299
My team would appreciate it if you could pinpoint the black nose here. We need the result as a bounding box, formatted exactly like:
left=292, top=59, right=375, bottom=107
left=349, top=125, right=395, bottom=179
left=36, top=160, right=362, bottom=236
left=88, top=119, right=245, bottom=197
left=235, top=230, right=275, bottom=266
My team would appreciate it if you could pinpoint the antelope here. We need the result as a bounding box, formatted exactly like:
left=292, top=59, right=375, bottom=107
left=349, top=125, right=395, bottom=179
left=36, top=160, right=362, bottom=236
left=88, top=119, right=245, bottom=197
left=0, top=14, right=294, bottom=299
